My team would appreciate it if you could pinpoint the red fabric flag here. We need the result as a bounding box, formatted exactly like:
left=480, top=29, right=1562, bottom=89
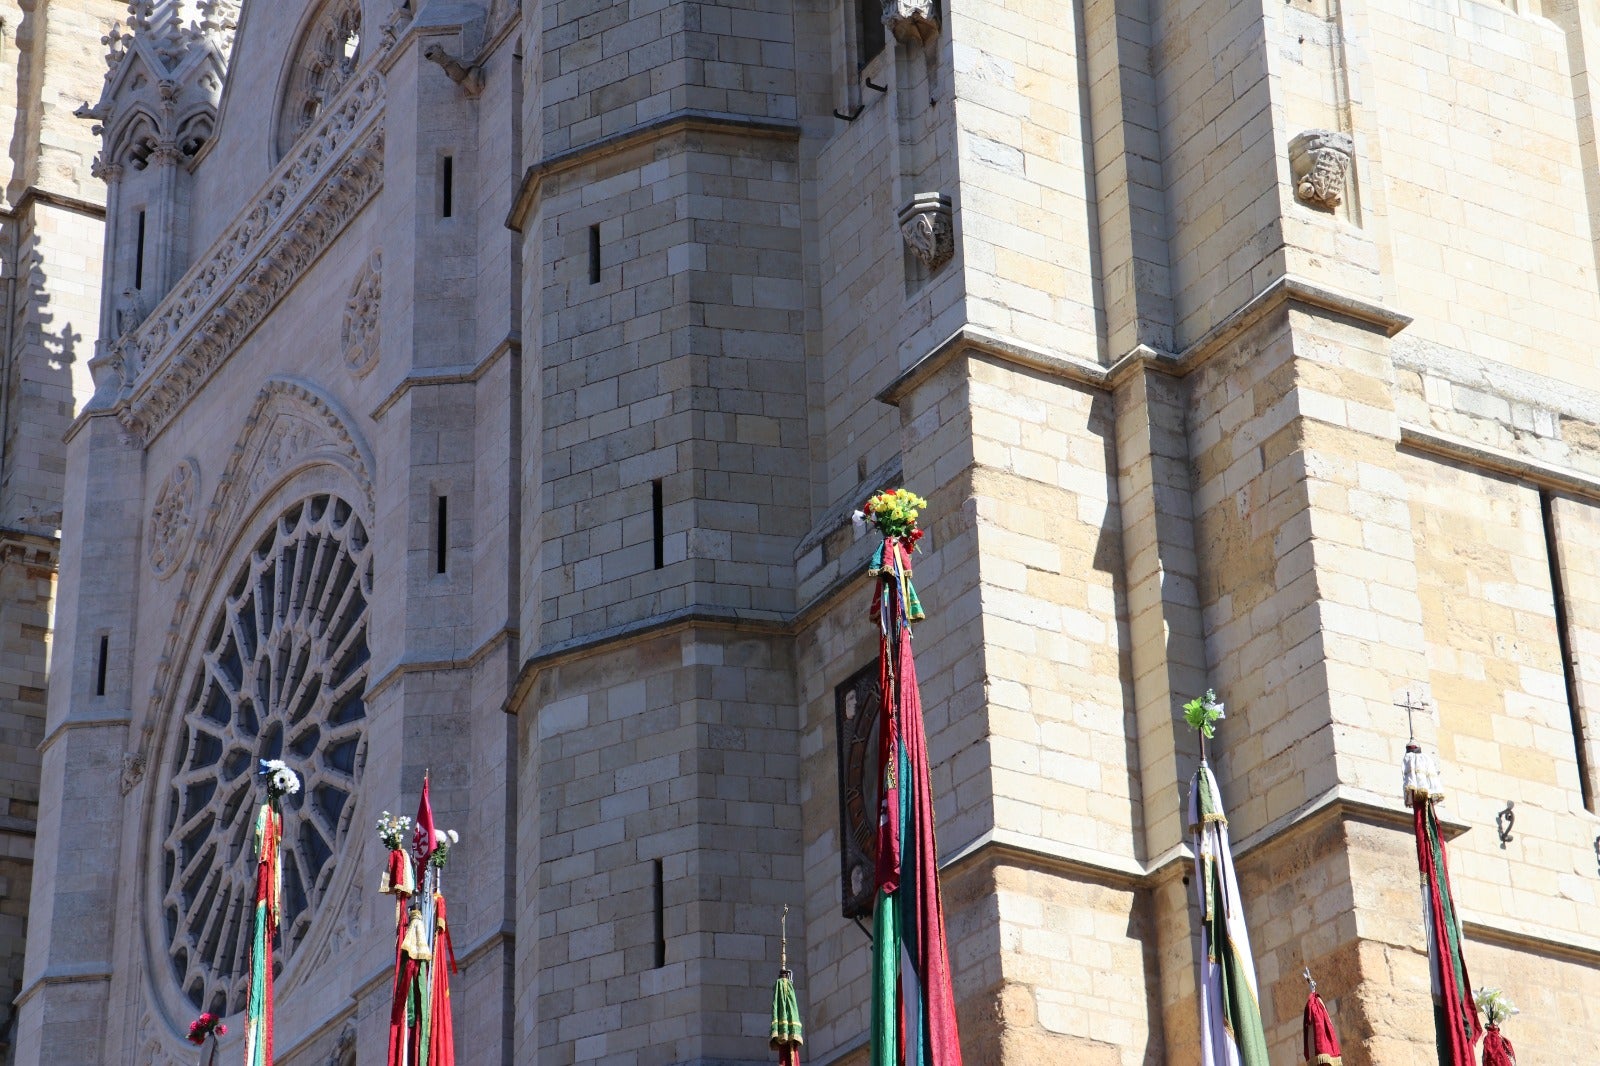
left=1481, top=1026, right=1515, bottom=1066
left=895, top=622, right=963, bottom=1065
left=1303, top=990, right=1342, bottom=1064
left=1406, top=745, right=1481, bottom=1066
left=413, top=775, right=438, bottom=862
left=428, top=893, right=459, bottom=1066
left=386, top=900, right=415, bottom=1066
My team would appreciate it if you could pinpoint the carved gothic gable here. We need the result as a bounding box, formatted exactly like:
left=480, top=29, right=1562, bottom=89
left=212, top=378, right=376, bottom=547
left=85, top=2, right=238, bottom=176
left=144, top=377, right=375, bottom=742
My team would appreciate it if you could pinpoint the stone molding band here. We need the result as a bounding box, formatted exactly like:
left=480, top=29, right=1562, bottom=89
left=0, top=187, right=107, bottom=221
left=876, top=274, right=1415, bottom=408
left=38, top=713, right=134, bottom=756
left=365, top=625, right=518, bottom=703
left=13, top=966, right=114, bottom=1011
left=1400, top=424, right=1600, bottom=504
left=506, top=109, right=802, bottom=232
left=368, top=331, right=521, bottom=421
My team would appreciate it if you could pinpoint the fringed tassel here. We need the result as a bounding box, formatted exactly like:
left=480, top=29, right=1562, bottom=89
left=1481, top=1025, right=1516, bottom=1066
left=1403, top=742, right=1444, bottom=805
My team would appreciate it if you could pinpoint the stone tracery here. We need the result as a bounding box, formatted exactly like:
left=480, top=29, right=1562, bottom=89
left=276, top=0, right=365, bottom=160
left=160, top=494, right=370, bottom=1016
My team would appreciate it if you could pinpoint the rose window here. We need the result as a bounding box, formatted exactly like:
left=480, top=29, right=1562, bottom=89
left=161, top=495, right=370, bottom=1014
left=274, top=0, right=363, bottom=159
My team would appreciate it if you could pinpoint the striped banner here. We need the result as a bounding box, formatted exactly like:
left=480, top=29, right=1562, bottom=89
left=243, top=801, right=283, bottom=1066
left=869, top=534, right=962, bottom=1066
left=1406, top=744, right=1480, bottom=1066
left=1189, top=762, right=1269, bottom=1066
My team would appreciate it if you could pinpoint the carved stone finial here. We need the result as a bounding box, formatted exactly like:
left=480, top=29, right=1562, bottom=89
left=883, top=0, right=938, bottom=44
left=898, top=192, right=954, bottom=271
left=1290, top=129, right=1354, bottom=211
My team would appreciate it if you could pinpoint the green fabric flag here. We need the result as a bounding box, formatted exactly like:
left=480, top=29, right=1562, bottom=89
left=1190, top=763, right=1270, bottom=1066
left=771, top=974, right=803, bottom=1050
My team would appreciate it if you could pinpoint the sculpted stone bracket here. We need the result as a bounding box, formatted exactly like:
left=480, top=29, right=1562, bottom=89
left=898, top=191, right=954, bottom=271
left=107, top=73, right=387, bottom=444
left=1290, top=129, right=1354, bottom=211
left=884, top=0, right=939, bottom=44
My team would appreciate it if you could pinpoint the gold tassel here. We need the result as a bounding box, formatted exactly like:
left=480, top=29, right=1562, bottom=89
left=401, top=909, right=433, bottom=961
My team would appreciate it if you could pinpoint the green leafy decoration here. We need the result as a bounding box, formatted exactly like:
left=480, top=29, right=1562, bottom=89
left=1183, top=689, right=1225, bottom=738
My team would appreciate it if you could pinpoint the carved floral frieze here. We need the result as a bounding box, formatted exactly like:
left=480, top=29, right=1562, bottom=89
left=147, top=458, right=199, bottom=579
left=1290, top=129, right=1354, bottom=211
left=105, top=73, right=386, bottom=443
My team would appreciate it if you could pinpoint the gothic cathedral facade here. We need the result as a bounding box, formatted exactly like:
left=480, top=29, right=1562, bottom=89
left=5, top=0, right=1600, bottom=1063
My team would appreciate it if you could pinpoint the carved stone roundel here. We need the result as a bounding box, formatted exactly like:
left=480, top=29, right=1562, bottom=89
left=343, top=252, right=381, bottom=376
left=161, top=494, right=370, bottom=1015
left=149, top=459, right=200, bottom=579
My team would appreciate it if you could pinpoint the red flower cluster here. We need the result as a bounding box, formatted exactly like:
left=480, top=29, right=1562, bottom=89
left=187, top=1012, right=227, bottom=1045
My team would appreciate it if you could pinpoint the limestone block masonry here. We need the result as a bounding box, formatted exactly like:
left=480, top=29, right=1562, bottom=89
left=6, top=0, right=1600, bottom=1063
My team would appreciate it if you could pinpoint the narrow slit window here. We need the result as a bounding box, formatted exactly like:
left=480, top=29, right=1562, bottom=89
left=856, top=0, right=886, bottom=69
left=1541, top=489, right=1593, bottom=811
left=652, top=479, right=665, bottom=570
left=436, top=495, right=449, bottom=575
left=653, top=859, right=666, bottom=968
left=441, top=155, right=454, bottom=218
left=96, top=634, right=109, bottom=696
left=135, top=211, right=147, bottom=290
left=589, top=225, right=601, bottom=285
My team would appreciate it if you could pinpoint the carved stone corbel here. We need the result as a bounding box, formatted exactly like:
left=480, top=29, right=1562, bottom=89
left=423, top=43, right=485, bottom=96
left=898, top=192, right=954, bottom=271
left=883, top=0, right=939, bottom=44
left=1290, top=129, right=1354, bottom=211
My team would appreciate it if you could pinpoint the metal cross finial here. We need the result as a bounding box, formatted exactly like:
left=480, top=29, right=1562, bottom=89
left=1395, top=691, right=1429, bottom=742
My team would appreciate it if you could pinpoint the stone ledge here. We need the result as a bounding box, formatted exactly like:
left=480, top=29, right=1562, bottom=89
left=939, top=827, right=1147, bottom=887
left=12, top=965, right=112, bottom=1011
left=1176, top=273, right=1412, bottom=369
left=506, top=110, right=803, bottom=232
left=38, top=712, right=133, bottom=756
left=366, top=625, right=517, bottom=703
left=503, top=608, right=790, bottom=714
left=876, top=276, right=1413, bottom=408
left=0, top=186, right=106, bottom=221
left=1400, top=424, right=1600, bottom=504
left=368, top=331, right=520, bottom=421
left=1463, top=916, right=1600, bottom=964
left=935, top=786, right=1475, bottom=893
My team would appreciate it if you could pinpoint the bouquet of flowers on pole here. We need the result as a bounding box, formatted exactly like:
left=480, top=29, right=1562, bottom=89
left=854, top=489, right=962, bottom=1066
left=381, top=773, right=459, bottom=1066
left=188, top=1011, right=226, bottom=1066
